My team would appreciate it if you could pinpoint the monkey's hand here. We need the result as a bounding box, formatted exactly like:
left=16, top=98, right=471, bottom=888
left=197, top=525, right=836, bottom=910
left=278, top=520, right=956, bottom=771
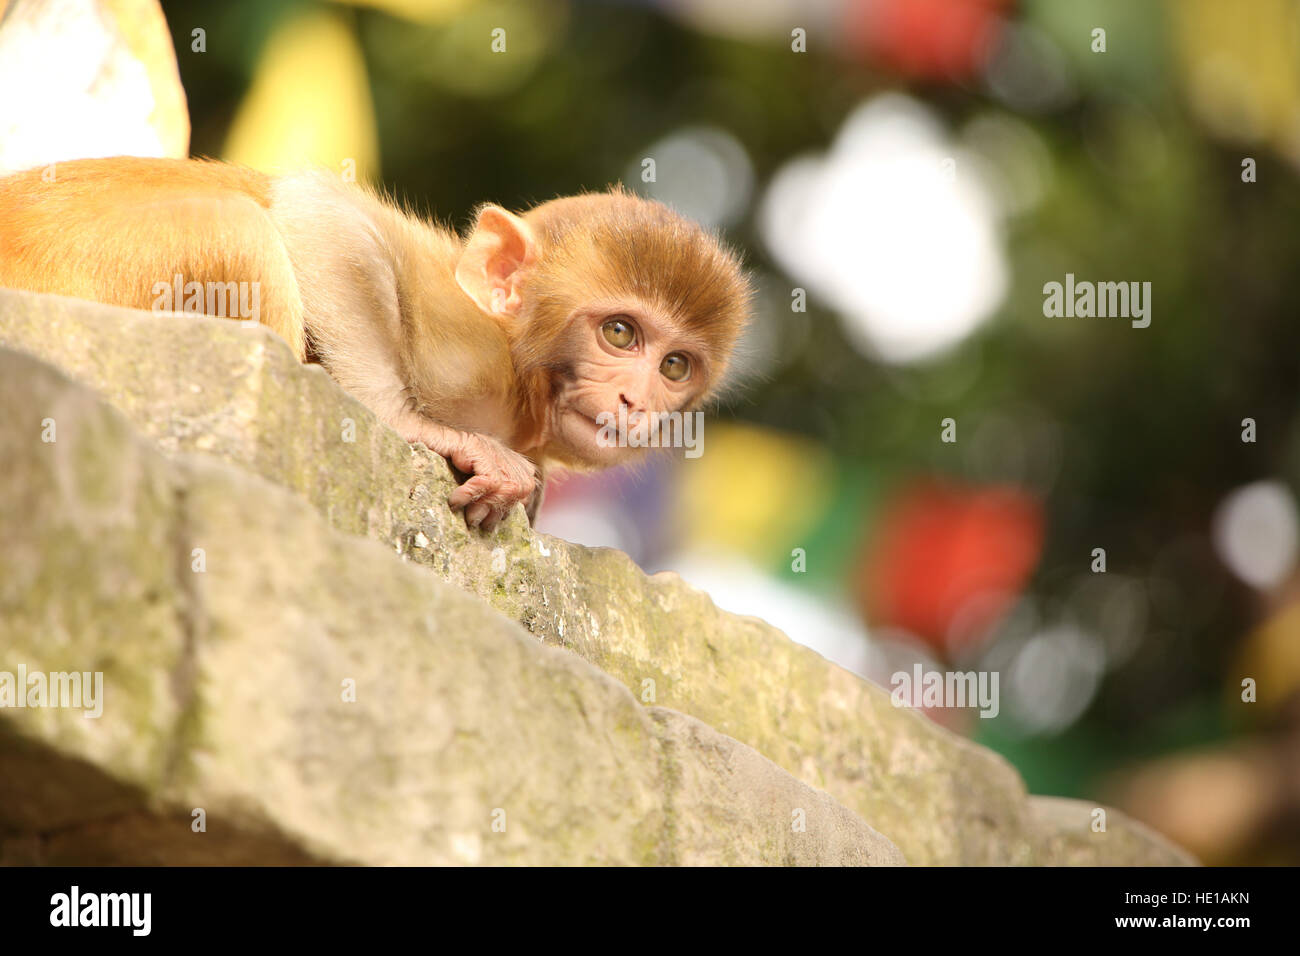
left=443, top=433, right=538, bottom=531
left=395, top=416, right=536, bottom=531
left=410, top=428, right=532, bottom=533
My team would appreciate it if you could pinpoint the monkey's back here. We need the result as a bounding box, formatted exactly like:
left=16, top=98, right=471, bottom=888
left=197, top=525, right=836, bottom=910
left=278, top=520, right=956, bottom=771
left=0, top=156, right=306, bottom=357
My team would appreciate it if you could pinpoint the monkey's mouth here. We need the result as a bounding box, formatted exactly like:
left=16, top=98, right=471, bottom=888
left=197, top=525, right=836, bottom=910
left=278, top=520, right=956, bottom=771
left=573, top=407, right=659, bottom=446
left=562, top=407, right=625, bottom=459
left=572, top=409, right=606, bottom=438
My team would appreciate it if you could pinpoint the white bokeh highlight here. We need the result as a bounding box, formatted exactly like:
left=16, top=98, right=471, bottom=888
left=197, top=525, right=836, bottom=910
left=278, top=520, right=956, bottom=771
left=632, top=126, right=754, bottom=229
left=1212, top=480, right=1300, bottom=591
left=760, top=94, right=1009, bottom=364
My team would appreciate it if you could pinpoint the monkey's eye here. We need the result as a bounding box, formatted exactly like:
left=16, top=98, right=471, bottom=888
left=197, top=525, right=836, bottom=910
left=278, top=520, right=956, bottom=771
left=660, top=353, right=691, bottom=382
left=601, top=317, right=636, bottom=349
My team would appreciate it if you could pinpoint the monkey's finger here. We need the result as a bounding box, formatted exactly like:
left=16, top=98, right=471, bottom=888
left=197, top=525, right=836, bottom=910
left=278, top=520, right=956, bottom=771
left=465, top=500, right=492, bottom=529
left=445, top=441, right=494, bottom=477
left=482, top=502, right=519, bottom=533
left=448, top=474, right=498, bottom=510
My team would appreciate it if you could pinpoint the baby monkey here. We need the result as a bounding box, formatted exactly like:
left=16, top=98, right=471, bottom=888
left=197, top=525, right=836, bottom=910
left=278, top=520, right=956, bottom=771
left=0, top=158, right=751, bottom=530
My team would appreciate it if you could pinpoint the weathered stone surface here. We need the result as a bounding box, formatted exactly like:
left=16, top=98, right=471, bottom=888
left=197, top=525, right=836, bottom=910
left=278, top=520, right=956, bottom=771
left=0, top=348, right=903, bottom=865
left=1028, top=797, right=1198, bottom=867
left=0, top=289, right=1195, bottom=865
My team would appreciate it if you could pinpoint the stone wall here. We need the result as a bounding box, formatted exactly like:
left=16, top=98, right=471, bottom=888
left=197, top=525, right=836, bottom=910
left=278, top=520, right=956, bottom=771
left=0, top=289, right=1195, bottom=865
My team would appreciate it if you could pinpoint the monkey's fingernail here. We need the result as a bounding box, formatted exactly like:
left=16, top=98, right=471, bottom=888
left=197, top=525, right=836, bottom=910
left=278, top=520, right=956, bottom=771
left=464, top=501, right=492, bottom=528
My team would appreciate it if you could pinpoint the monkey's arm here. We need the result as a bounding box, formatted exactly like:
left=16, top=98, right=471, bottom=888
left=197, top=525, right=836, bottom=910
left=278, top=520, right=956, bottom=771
left=270, top=172, right=538, bottom=531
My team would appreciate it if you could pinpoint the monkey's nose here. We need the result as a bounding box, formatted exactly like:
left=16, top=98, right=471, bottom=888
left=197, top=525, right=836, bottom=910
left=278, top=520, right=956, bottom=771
left=619, top=393, right=642, bottom=412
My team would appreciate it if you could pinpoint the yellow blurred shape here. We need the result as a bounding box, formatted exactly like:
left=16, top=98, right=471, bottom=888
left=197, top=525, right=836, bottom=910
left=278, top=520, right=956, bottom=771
left=1168, top=0, right=1300, bottom=162
left=677, top=423, right=834, bottom=561
left=1113, top=746, right=1277, bottom=865
left=1236, top=599, right=1300, bottom=710
left=329, top=0, right=476, bottom=24
left=223, top=9, right=378, bottom=179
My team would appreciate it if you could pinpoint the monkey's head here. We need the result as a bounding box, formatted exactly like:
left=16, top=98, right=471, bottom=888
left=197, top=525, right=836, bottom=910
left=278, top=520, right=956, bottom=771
left=455, top=187, right=752, bottom=469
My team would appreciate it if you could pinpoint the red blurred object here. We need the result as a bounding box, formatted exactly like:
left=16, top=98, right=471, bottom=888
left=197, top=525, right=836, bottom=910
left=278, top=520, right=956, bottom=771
left=845, top=0, right=1012, bottom=81
left=856, top=479, right=1044, bottom=657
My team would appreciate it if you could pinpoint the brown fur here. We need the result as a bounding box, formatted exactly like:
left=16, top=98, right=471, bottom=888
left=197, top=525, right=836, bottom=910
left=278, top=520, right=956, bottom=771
left=518, top=187, right=751, bottom=392
left=0, top=157, right=306, bottom=357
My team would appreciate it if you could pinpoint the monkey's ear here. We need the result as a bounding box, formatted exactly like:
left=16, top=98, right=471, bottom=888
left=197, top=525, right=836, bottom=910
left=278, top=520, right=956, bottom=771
left=456, top=206, right=536, bottom=315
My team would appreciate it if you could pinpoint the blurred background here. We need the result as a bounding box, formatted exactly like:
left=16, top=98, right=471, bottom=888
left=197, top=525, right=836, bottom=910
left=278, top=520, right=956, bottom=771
left=104, top=0, right=1300, bottom=863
